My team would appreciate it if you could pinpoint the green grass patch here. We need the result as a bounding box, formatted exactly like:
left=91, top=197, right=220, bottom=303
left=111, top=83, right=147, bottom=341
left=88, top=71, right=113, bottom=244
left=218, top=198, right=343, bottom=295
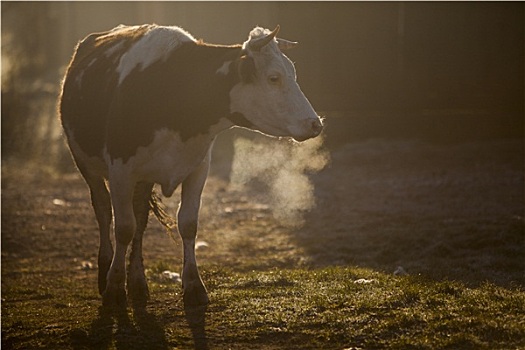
left=3, top=265, right=525, bottom=349
left=203, top=266, right=525, bottom=349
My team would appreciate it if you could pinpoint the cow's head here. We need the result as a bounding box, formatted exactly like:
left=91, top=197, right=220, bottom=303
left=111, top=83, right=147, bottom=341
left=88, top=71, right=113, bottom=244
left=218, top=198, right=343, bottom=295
left=229, top=26, right=323, bottom=142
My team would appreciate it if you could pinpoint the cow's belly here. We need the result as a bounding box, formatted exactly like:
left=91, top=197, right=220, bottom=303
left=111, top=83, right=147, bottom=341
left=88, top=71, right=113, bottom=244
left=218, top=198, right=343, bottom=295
left=110, top=128, right=215, bottom=197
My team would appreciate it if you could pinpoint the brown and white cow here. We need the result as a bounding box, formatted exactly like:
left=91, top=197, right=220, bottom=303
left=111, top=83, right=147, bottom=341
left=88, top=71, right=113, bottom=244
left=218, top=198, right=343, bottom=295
left=60, top=24, right=323, bottom=309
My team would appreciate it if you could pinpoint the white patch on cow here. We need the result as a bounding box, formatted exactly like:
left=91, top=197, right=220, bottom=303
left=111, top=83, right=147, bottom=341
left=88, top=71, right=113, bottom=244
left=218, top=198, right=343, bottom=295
left=108, top=119, right=231, bottom=197
left=215, top=60, right=232, bottom=75
left=105, top=41, right=125, bottom=58
left=117, top=26, right=196, bottom=85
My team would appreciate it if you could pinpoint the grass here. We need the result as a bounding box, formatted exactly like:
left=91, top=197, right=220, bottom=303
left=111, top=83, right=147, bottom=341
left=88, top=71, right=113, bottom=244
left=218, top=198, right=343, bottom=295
left=3, top=264, right=524, bottom=349
left=204, top=267, right=525, bottom=349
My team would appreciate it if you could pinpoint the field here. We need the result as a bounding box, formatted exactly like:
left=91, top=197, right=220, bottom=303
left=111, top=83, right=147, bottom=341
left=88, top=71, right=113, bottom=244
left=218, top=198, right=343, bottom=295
left=2, top=135, right=524, bottom=349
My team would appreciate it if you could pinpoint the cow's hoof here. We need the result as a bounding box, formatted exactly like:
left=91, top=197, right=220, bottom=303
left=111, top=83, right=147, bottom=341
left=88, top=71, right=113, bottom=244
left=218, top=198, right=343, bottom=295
left=102, top=285, right=127, bottom=309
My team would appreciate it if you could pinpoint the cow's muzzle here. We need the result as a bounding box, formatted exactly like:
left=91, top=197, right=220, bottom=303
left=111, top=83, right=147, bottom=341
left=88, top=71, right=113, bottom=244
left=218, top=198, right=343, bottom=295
left=293, top=117, right=324, bottom=142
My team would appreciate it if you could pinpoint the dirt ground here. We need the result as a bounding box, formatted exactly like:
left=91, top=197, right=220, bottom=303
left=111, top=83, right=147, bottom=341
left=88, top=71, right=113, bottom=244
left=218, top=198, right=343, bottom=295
left=2, top=136, right=523, bottom=288
left=296, top=138, right=524, bottom=286
left=2, top=135, right=524, bottom=350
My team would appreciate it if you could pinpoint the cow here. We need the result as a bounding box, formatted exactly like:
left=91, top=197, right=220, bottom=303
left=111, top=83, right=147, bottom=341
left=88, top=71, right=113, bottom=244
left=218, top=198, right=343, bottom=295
left=59, top=24, right=323, bottom=309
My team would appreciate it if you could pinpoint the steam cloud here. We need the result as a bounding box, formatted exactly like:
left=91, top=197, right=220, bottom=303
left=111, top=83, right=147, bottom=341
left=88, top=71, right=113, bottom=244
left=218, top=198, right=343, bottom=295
left=229, top=135, right=330, bottom=227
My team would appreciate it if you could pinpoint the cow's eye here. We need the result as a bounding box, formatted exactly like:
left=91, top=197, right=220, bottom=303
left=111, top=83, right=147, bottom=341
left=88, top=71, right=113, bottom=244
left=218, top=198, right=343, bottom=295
left=268, top=75, right=281, bottom=85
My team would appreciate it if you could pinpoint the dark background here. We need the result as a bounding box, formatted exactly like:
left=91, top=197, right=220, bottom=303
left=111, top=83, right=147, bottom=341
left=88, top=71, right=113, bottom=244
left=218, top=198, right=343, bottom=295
left=2, top=2, right=523, bottom=166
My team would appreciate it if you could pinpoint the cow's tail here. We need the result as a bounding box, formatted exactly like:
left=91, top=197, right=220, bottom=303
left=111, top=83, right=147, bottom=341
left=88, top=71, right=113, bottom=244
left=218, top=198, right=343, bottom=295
left=149, top=189, right=178, bottom=241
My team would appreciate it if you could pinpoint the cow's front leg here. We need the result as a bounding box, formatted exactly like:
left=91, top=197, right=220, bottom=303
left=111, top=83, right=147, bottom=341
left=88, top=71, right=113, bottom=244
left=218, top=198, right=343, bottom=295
left=178, top=149, right=212, bottom=308
left=104, top=177, right=136, bottom=308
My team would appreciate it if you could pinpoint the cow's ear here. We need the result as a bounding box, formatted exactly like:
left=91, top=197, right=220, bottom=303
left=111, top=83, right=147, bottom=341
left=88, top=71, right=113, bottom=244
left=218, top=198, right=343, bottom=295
left=277, top=38, right=298, bottom=51
left=238, top=55, right=256, bottom=83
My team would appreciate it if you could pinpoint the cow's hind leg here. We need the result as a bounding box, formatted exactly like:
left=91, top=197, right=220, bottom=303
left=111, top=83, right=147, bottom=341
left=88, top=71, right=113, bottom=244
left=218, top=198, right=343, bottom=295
left=128, top=182, right=154, bottom=306
left=76, top=164, right=114, bottom=296
left=179, top=149, right=212, bottom=309
left=104, top=176, right=136, bottom=308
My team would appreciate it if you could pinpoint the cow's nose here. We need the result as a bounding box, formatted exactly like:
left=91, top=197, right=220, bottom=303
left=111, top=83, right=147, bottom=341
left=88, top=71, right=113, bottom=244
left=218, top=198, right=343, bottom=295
left=311, top=118, right=323, bottom=136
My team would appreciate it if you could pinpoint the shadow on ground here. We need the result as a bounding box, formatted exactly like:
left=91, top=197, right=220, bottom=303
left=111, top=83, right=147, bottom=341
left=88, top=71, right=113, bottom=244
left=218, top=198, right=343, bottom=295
left=70, top=306, right=170, bottom=350
left=68, top=304, right=208, bottom=350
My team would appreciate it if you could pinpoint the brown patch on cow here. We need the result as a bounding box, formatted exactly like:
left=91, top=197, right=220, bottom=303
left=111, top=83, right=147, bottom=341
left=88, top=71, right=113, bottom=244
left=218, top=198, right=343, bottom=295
left=238, top=55, right=257, bottom=83
left=105, top=42, right=243, bottom=161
